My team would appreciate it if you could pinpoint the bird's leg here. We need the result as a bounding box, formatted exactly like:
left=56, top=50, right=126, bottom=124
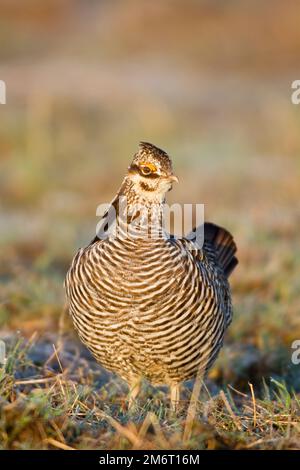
left=170, top=383, right=180, bottom=412
left=128, top=378, right=141, bottom=410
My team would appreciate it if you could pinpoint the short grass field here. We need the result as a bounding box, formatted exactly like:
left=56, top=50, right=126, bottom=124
left=1, top=0, right=300, bottom=450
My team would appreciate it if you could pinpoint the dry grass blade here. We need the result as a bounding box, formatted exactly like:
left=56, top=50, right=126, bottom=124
left=228, top=384, right=248, bottom=398
left=44, top=438, right=76, bottom=451
left=15, top=375, right=63, bottom=385
left=183, top=367, right=205, bottom=443
left=135, top=412, right=170, bottom=449
left=52, top=344, right=64, bottom=374
left=219, top=390, right=242, bottom=431
left=245, top=438, right=264, bottom=449
left=248, top=382, right=257, bottom=428
left=101, top=412, right=143, bottom=448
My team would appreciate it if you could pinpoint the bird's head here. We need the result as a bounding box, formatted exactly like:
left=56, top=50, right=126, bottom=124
left=125, top=142, right=178, bottom=203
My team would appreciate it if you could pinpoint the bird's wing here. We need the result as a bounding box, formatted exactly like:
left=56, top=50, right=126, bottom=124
left=173, top=230, right=234, bottom=329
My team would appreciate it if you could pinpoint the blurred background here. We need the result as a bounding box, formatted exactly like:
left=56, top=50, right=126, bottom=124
left=1, top=0, right=300, bottom=391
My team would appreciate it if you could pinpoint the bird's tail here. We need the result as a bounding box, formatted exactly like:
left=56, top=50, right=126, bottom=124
left=204, top=222, right=238, bottom=277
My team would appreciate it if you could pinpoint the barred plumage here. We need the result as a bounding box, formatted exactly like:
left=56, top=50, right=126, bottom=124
left=65, top=142, right=238, bottom=409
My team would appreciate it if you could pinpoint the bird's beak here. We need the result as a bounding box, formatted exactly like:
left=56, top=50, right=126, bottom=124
left=168, top=174, right=179, bottom=183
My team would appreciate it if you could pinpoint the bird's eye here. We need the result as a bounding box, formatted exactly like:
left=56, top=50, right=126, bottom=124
left=139, top=162, right=157, bottom=176
left=141, top=166, right=152, bottom=175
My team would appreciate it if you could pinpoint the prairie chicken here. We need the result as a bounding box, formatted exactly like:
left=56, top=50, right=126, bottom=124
left=65, top=142, right=238, bottom=409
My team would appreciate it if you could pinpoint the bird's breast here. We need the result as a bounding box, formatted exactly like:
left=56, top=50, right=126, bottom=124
left=66, top=237, right=227, bottom=384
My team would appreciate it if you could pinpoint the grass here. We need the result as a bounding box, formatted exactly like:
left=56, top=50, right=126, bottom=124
left=1, top=334, right=300, bottom=450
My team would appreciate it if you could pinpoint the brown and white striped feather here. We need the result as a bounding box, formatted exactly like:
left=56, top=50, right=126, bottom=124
left=65, top=235, right=231, bottom=386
